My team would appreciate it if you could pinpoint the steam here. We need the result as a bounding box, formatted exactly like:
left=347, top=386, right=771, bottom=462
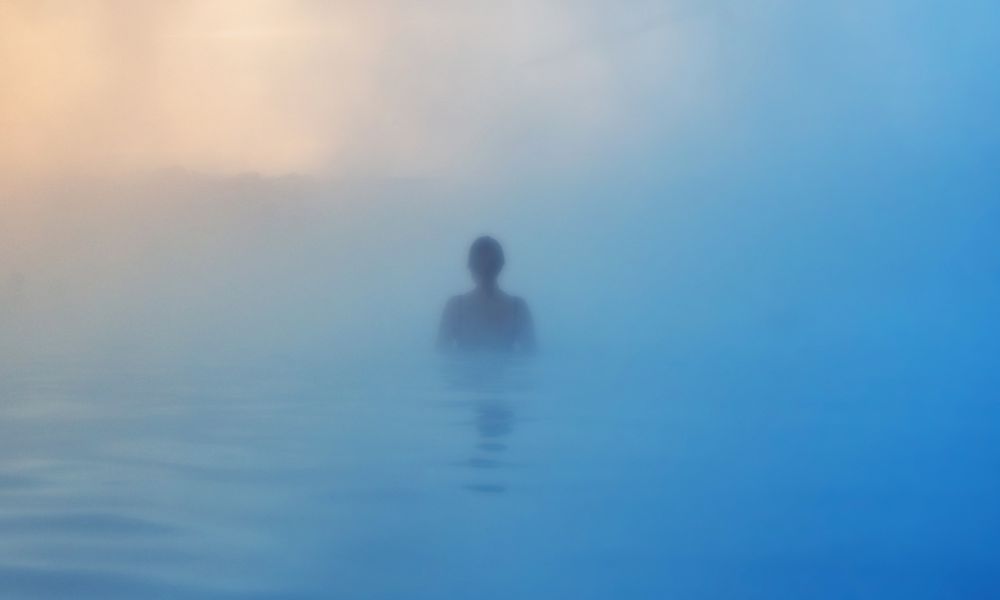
left=0, top=1, right=706, bottom=178
left=0, top=1, right=997, bottom=370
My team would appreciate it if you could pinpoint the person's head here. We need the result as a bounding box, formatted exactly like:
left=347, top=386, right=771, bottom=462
left=468, top=235, right=505, bottom=288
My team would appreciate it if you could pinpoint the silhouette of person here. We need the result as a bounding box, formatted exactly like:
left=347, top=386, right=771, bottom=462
left=437, top=236, right=536, bottom=354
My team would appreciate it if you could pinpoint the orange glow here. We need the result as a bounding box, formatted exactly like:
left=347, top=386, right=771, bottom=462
left=0, top=1, right=680, bottom=180
left=0, top=2, right=386, bottom=176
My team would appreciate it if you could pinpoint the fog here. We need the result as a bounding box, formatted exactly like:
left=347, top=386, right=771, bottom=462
left=3, top=1, right=997, bottom=372
left=2, top=154, right=997, bottom=380
left=2, top=0, right=706, bottom=177
left=9, top=0, right=1000, bottom=451
left=2, top=3, right=1000, bottom=597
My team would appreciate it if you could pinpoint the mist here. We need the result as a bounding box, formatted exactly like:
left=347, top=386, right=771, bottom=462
left=2, top=2, right=1000, bottom=598
left=3, top=0, right=997, bottom=367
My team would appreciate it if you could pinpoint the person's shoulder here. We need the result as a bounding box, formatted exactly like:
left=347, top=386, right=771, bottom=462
left=506, top=294, right=530, bottom=311
left=444, top=293, right=471, bottom=311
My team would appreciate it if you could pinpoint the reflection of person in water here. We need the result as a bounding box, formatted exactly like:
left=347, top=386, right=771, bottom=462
left=437, top=236, right=536, bottom=354
left=441, top=362, right=524, bottom=495
left=461, top=398, right=515, bottom=494
left=474, top=399, right=514, bottom=454
left=440, top=324, right=537, bottom=494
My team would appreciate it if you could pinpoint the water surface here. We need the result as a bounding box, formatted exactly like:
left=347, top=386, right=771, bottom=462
left=0, top=347, right=997, bottom=599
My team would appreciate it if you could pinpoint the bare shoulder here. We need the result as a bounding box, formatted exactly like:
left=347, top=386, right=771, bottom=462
left=507, top=294, right=530, bottom=310
left=444, top=293, right=469, bottom=313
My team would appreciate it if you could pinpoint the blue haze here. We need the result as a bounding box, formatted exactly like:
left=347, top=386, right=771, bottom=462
left=1, top=1, right=999, bottom=598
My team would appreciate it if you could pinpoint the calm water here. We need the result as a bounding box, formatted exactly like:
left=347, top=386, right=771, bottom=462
left=1, top=346, right=997, bottom=599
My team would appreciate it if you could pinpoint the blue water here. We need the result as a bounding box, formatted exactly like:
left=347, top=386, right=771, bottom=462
left=1, top=343, right=997, bottom=600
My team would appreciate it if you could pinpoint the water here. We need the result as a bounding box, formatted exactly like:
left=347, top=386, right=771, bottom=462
left=1, top=342, right=997, bottom=600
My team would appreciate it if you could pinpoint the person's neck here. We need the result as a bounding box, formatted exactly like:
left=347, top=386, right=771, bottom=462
left=476, top=282, right=500, bottom=296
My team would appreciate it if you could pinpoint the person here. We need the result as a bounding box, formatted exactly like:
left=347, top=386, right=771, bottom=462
left=437, top=236, right=536, bottom=354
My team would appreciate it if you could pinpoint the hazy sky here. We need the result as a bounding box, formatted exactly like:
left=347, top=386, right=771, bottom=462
left=0, top=0, right=718, bottom=178
left=1, top=0, right=998, bottom=364
left=4, top=1, right=997, bottom=181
